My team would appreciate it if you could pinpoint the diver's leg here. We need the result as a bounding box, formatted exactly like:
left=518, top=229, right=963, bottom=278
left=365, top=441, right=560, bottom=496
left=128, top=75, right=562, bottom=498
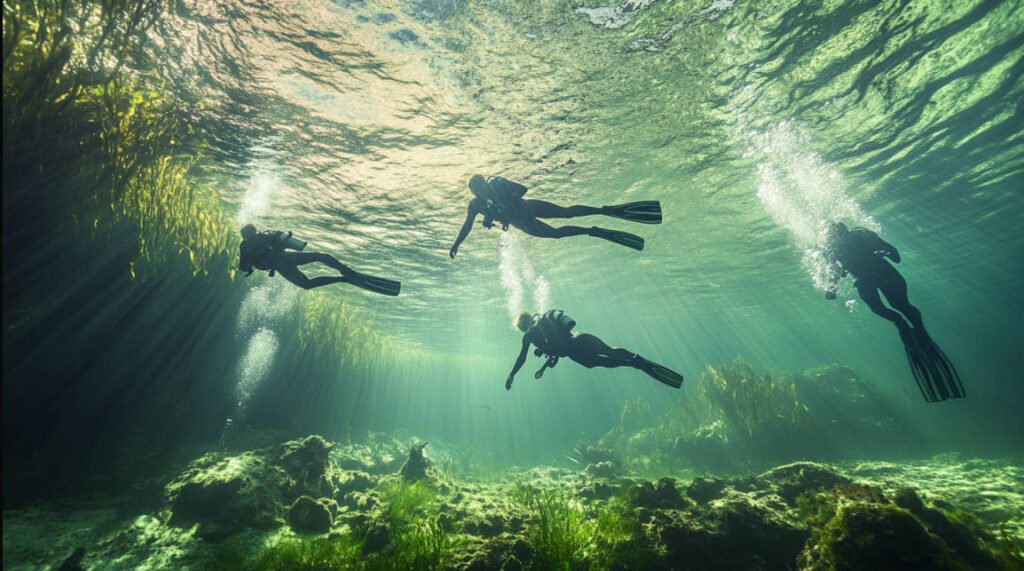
left=281, top=251, right=355, bottom=275
left=879, top=269, right=924, bottom=331
left=567, top=334, right=635, bottom=369
left=275, top=264, right=348, bottom=290
left=856, top=281, right=911, bottom=333
left=524, top=199, right=603, bottom=219
left=516, top=219, right=644, bottom=250
left=517, top=219, right=594, bottom=239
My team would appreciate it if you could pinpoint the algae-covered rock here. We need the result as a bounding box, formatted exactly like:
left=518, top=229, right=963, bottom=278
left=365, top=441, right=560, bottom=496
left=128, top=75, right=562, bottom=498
left=686, top=476, right=728, bottom=504
left=400, top=442, right=431, bottom=481
left=287, top=496, right=333, bottom=534
left=758, top=461, right=852, bottom=505
left=278, top=435, right=332, bottom=481
left=657, top=494, right=809, bottom=570
left=631, top=477, right=687, bottom=509
left=166, top=452, right=280, bottom=536
left=800, top=503, right=969, bottom=570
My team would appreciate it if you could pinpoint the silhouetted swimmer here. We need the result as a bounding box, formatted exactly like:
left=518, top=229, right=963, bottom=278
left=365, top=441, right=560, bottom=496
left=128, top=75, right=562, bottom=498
left=824, top=222, right=964, bottom=402
left=449, top=175, right=662, bottom=258
left=505, top=310, right=683, bottom=391
left=238, top=224, right=401, bottom=296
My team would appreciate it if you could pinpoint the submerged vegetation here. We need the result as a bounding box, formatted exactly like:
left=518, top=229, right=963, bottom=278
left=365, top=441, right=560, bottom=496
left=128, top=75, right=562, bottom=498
left=7, top=433, right=1019, bottom=569
left=600, top=358, right=916, bottom=475
left=2, top=0, right=392, bottom=503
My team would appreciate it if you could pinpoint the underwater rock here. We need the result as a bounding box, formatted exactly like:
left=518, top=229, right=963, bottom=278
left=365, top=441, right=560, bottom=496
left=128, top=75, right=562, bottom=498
left=758, top=461, right=852, bottom=505
left=686, top=476, right=728, bottom=504
left=165, top=452, right=280, bottom=536
left=56, top=547, right=86, bottom=571
left=799, top=503, right=971, bottom=570
left=278, top=435, right=332, bottom=481
left=287, top=496, right=333, bottom=534
left=631, top=477, right=687, bottom=509
left=893, top=486, right=925, bottom=512
left=657, top=495, right=809, bottom=570
left=336, top=470, right=375, bottom=498
left=399, top=442, right=431, bottom=481
left=584, top=460, right=616, bottom=478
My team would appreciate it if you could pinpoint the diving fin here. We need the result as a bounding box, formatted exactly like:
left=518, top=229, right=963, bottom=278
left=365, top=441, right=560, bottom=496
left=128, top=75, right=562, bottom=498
left=636, top=357, right=684, bottom=389
left=592, top=228, right=645, bottom=251
left=899, top=327, right=965, bottom=402
left=604, top=201, right=663, bottom=224
left=349, top=273, right=401, bottom=297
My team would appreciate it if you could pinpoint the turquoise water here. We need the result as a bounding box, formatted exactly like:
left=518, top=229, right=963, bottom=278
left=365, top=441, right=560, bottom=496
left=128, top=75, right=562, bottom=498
left=2, top=0, right=1024, bottom=567
left=174, top=0, right=1023, bottom=459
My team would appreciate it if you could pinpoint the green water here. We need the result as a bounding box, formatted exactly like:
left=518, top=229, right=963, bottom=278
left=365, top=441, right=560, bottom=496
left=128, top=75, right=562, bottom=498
left=172, top=0, right=1023, bottom=460
left=2, top=1, right=1024, bottom=568
left=2, top=1, right=1023, bottom=564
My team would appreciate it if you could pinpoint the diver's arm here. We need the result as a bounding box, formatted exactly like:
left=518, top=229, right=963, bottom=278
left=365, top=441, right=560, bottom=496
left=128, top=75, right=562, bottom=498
left=824, top=253, right=845, bottom=300
left=239, top=246, right=255, bottom=277
left=450, top=202, right=478, bottom=259
left=876, top=237, right=901, bottom=263
left=506, top=336, right=531, bottom=390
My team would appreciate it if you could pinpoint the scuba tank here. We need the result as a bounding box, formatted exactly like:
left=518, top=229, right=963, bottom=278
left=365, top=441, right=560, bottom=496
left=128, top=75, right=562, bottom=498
left=532, top=309, right=576, bottom=358
left=479, top=176, right=527, bottom=231
left=274, top=231, right=306, bottom=251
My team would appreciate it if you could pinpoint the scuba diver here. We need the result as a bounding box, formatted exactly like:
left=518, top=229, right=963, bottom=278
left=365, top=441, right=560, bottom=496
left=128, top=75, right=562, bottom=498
left=449, top=174, right=662, bottom=258
left=238, top=224, right=401, bottom=296
left=824, top=222, right=964, bottom=402
left=505, top=309, right=684, bottom=391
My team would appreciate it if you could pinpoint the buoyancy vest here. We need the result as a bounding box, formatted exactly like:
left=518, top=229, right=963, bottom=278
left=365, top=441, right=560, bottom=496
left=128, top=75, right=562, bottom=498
left=478, top=176, right=528, bottom=230
left=531, top=309, right=576, bottom=358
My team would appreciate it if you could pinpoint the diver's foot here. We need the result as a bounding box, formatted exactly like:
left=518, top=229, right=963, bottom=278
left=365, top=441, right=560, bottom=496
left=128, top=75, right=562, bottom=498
left=602, top=201, right=663, bottom=224
left=591, top=227, right=645, bottom=251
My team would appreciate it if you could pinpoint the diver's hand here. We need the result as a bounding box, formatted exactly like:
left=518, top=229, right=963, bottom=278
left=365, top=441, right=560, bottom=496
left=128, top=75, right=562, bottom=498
left=505, top=375, right=514, bottom=390
left=449, top=244, right=459, bottom=259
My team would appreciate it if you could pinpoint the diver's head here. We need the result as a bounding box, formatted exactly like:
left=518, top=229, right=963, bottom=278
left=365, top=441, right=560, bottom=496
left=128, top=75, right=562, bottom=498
left=468, top=174, right=488, bottom=197
left=240, top=223, right=257, bottom=239
left=516, top=312, right=534, bottom=332
left=826, top=221, right=849, bottom=241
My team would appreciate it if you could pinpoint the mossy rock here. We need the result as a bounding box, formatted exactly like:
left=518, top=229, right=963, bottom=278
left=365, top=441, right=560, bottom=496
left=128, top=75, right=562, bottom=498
left=802, top=503, right=973, bottom=570
left=288, top=496, right=334, bottom=534
left=166, top=452, right=280, bottom=536
left=658, top=495, right=808, bottom=569
left=278, top=435, right=332, bottom=481
left=631, top=477, right=687, bottom=509
left=686, top=476, right=729, bottom=504
left=758, top=461, right=852, bottom=505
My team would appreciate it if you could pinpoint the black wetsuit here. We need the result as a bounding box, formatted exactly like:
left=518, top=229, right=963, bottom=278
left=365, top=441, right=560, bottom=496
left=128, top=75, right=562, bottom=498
left=239, top=231, right=354, bottom=290
left=826, top=227, right=964, bottom=402
left=827, top=227, right=921, bottom=331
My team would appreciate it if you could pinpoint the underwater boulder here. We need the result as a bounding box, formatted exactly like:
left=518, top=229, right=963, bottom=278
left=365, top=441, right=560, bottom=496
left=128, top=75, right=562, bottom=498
left=686, top=476, right=729, bottom=504
left=287, top=496, right=334, bottom=534
left=278, top=435, right=332, bottom=481
left=799, top=503, right=972, bottom=570
left=165, top=452, right=281, bottom=536
left=891, top=488, right=1000, bottom=569
left=758, top=462, right=852, bottom=505
left=399, top=442, right=431, bottom=481
left=335, top=470, right=375, bottom=498
left=632, top=477, right=688, bottom=509
left=658, top=495, right=808, bottom=570
left=655, top=497, right=806, bottom=571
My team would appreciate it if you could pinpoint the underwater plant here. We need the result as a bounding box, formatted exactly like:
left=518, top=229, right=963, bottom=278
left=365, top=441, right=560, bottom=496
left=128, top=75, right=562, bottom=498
left=697, top=358, right=809, bottom=445
left=212, top=534, right=366, bottom=571
left=513, top=483, right=644, bottom=570
left=377, top=479, right=457, bottom=570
